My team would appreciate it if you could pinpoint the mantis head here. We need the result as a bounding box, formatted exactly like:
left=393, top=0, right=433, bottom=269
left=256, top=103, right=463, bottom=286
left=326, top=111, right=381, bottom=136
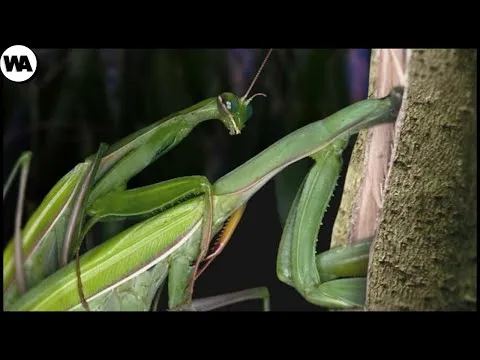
left=217, top=49, right=272, bottom=135
left=216, top=92, right=266, bottom=135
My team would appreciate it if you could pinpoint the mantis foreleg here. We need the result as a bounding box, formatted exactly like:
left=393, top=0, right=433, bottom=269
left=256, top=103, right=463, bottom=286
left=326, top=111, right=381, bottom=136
left=277, top=138, right=371, bottom=308
left=3, top=49, right=273, bottom=307
left=79, top=175, right=216, bottom=309
left=6, top=85, right=403, bottom=311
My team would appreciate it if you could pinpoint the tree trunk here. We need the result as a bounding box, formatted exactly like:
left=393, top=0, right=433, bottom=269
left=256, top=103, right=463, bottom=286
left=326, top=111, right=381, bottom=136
left=335, top=49, right=477, bottom=311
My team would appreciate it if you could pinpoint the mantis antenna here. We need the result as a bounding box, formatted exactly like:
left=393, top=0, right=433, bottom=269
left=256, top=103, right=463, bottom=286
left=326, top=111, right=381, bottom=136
left=242, top=48, right=273, bottom=103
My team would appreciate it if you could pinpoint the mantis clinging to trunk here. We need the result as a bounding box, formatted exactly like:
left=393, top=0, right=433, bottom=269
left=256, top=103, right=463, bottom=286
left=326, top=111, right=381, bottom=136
left=3, top=49, right=403, bottom=311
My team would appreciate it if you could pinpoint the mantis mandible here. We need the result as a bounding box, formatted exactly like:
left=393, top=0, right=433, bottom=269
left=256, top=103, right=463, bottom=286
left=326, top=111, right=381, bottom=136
left=3, top=49, right=273, bottom=310
left=4, top=75, right=403, bottom=310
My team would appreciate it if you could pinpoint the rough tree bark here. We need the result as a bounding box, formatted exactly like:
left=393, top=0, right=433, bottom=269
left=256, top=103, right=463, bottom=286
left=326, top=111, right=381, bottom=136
left=333, top=49, right=477, bottom=311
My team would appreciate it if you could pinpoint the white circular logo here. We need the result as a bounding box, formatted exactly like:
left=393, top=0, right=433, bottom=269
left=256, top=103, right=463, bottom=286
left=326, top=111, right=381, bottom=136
left=1, top=45, right=38, bottom=83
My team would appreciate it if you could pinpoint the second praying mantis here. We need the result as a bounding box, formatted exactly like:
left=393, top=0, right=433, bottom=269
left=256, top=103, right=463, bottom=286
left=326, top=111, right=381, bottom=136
left=4, top=49, right=403, bottom=311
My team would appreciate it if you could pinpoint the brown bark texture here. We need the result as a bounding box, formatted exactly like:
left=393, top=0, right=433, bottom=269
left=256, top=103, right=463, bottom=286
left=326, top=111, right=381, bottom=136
left=367, top=49, right=477, bottom=310
left=334, top=49, right=477, bottom=311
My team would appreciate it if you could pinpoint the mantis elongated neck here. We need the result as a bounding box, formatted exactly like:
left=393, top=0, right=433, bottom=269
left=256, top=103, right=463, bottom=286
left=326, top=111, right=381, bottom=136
left=214, top=90, right=402, bottom=203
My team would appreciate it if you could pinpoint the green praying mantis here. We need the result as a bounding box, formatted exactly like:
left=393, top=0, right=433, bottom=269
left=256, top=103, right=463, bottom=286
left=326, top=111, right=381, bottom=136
left=3, top=49, right=404, bottom=311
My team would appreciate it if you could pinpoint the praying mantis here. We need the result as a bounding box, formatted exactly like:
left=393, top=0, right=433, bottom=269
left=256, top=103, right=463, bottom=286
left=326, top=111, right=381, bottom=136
left=3, top=49, right=403, bottom=311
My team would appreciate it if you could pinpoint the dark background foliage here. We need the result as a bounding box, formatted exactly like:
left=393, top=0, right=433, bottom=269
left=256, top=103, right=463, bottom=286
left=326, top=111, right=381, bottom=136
left=2, top=49, right=370, bottom=311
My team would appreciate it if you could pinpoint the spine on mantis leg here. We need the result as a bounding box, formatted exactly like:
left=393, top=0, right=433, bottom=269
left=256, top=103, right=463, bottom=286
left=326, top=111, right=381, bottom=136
left=276, top=138, right=347, bottom=291
left=7, top=87, right=402, bottom=311
left=277, top=137, right=371, bottom=308
left=4, top=49, right=274, bottom=305
left=208, top=88, right=403, bottom=262
left=3, top=90, right=258, bottom=304
left=271, top=86, right=405, bottom=308
left=214, top=88, right=402, bottom=308
left=213, top=86, right=403, bottom=212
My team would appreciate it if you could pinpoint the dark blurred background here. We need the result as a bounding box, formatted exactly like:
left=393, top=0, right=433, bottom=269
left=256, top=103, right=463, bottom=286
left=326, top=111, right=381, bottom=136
left=2, top=48, right=370, bottom=311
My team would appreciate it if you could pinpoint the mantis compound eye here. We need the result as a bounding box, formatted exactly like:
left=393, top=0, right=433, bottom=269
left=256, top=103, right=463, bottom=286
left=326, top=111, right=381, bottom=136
left=218, top=93, right=240, bottom=116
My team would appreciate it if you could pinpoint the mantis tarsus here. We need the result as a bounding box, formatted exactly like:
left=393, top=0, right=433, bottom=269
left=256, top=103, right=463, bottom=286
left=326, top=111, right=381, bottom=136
left=4, top=50, right=403, bottom=311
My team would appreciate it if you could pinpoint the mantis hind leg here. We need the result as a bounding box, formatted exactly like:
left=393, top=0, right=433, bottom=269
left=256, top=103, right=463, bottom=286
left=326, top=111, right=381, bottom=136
left=276, top=140, right=370, bottom=309
left=67, top=143, right=109, bottom=311
left=3, top=151, right=32, bottom=295
left=194, top=203, right=247, bottom=281
left=170, top=202, right=254, bottom=310
left=64, top=143, right=109, bottom=265
left=171, top=179, right=216, bottom=308
left=172, top=287, right=270, bottom=311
